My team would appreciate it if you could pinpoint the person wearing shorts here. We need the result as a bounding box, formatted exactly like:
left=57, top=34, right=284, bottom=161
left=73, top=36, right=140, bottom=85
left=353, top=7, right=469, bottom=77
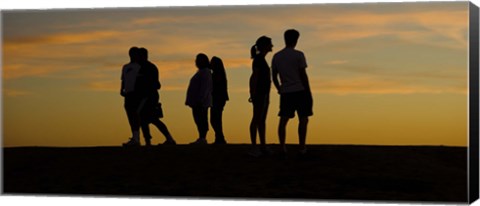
left=121, top=47, right=142, bottom=147
left=272, top=29, right=313, bottom=156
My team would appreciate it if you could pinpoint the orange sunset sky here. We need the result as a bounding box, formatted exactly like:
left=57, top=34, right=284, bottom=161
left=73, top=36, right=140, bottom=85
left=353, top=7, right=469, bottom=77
left=2, top=2, right=471, bottom=147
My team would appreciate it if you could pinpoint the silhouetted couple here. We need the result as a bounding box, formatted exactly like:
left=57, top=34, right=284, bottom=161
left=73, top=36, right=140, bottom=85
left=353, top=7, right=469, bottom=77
left=121, top=47, right=176, bottom=147
left=186, top=53, right=229, bottom=145
left=248, top=29, right=313, bottom=157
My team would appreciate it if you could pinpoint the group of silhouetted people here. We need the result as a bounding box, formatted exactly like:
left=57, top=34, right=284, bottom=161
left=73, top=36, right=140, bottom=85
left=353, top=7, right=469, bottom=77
left=121, top=47, right=176, bottom=146
left=120, top=29, right=312, bottom=157
left=185, top=54, right=229, bottom=145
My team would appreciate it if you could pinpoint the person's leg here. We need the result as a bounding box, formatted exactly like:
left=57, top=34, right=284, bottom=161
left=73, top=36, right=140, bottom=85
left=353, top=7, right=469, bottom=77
left=278, top=93, right=294, bottom=153
left=192, top=106, right=208, bottom=140
left=251, top=96, right=268, bottom=144
left=140, top=122, right=152, bottom=146
left=126, top=109, right=140, bottom=138
left=278, top=117, right=289, bottom=153
left=298, top=117, right=309, bottom=152
left=210, top=106, right=218, bottom=135
left=123, top=96, right=142, bottom=146
left=151, top=118, right=174, bottom=143
left=250, top=104, right=260, bottom=146
left=210, top=104, right=226, bottom=144
left=297, top=90, right=313, bottom=153
left=258, top=97, right=269, bottom=149
left=192, top=107, right=203, bottom=139
left=248, top=100, right=269, bottom=156
left=217, top=109, right=226, bottom=143
left=199, top=106, right=209, bottom=140
left=139, top=97, right=155, bottom=146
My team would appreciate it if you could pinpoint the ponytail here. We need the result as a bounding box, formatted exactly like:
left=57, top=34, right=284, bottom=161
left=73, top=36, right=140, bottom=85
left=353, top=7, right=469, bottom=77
left=251, top=36, right=272, bottom=59
left=250, top=45, right=257, bottom=59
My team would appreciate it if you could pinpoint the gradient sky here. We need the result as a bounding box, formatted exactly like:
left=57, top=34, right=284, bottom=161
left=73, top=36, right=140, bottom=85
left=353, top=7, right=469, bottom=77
left=2, top=2, right=470, bottom=147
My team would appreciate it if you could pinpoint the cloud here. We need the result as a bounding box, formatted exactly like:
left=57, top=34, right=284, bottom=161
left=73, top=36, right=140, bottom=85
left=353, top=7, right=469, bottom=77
left=86, top=80, right=118, bottom=92
left=85, top=79, right=190, bottom=93
left=3, top=63, right=75, bottom=80
left=3, top=89, right=32, bottom=97
left=2, top=3, right=469, bottom=97
left=288, top=7, right=468, bottom=50
left=311, top=77, right=467, bottom=95
left=6, top=30, right=122, bottom=45
left=324, top=60, right=349, bottom=65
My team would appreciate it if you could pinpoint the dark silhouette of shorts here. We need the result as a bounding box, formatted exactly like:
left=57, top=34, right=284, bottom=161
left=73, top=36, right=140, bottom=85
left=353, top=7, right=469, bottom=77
left=279, top=90, right=313, bottom=118
left=252, top=93, right=270, bottom=109
left=141, top=93, right=163, bottom=121
left=124, top=93, right=143, bottom=114
left=152, top=102, right=164, bottom=118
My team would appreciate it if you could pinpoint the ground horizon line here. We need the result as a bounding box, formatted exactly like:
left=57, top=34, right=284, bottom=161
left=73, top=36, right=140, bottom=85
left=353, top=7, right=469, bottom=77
left=2, top=143, right=468, bottom=149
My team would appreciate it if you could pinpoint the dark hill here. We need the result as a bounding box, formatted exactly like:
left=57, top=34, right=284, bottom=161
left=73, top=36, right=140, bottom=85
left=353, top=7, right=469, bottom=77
left=3, top=144, right=468, bottom=203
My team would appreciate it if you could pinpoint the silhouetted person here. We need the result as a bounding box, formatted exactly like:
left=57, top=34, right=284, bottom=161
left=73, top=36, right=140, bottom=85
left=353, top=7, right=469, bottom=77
left=137, top=47, right=176, bottom=146
left=210, top=56, right=229, bottom=145
left=272, top=29, right=313, bottom=156
left=186, top=53, right=213, bottom=145
left=121, top=47, right=142, bottom=147
left=248, top=36, right=273, bottom=157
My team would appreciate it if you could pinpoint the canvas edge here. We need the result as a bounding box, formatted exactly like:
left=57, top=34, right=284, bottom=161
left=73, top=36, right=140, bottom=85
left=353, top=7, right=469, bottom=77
left=469, top=1, right=480, bottom=204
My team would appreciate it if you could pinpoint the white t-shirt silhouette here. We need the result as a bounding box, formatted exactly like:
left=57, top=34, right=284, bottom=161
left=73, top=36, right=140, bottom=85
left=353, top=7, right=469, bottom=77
left=121, top=62, right=141, bottom=94
left=272, top=47, right=308, bottom=94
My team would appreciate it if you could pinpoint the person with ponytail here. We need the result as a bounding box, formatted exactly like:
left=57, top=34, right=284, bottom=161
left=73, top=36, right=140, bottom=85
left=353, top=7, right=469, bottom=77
left=248, top=36, right=273, bottom=157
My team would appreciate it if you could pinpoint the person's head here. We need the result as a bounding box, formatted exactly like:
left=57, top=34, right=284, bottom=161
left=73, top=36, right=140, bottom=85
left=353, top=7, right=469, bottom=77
left=250, top=36, right=273, bottom=59
left=128, top=46, right=140, bottom=62
left=210, top=56, right=225, bottom=73
left=195, top=53, right=210, bottom=69
left=284, top=29, right=300, bottom=48
left=138, top=47, right=148, bottom=62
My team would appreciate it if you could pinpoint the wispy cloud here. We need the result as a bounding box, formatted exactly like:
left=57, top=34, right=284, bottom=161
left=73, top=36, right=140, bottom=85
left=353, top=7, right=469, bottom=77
left=2, top=2, right=468, bottom=97
left=3, top=89, right=32, bottom=97
left=3, top=63, right=76, bottom=80
left=311, top=76, right=467, bottom=95
left=6, top=30, right=122, bottom=45
left=86, top=80, right=118, bottom=92
left=324, top=60, right=349, bottom=65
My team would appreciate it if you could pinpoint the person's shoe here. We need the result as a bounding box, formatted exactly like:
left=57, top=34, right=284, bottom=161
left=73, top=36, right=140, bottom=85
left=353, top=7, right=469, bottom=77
left=162, top=139, right=177, bottom=145
left=260, top=146, right=274, bottom=156
left=122, top=137, right=140, bottom=147
left=189, top=138, right=207, bottom=145
left=213, top=138, right=227, bottom=145
left=247, top=148, right=262, bottom=157
left=296, top=148, right=311, bottom=160
left=276, top=150, right=287, bottom=160
left=144, top=137, right=152, bottom=147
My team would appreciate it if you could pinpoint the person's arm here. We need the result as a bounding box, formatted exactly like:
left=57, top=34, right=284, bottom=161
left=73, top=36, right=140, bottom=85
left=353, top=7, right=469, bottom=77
left=120, top=68, right=125, bottom=97
left=299, top=52, right=310, bottom=92
left=271, top=57, right=281, bottom=94
left=199, top=69, right=212, bottom=106
left=249, top=64, right=259, bottom=101
left=185, top=74, right=199, bottom=107
left=223, top=72, right=229, bottom=101
left=299, top=67, right=310, bottom=92
left=152, top=64, right=161, bottom=90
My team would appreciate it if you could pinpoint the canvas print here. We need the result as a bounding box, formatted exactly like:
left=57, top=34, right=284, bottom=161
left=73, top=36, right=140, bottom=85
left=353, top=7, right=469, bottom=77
left=2, top=1, right=479, bottom=204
